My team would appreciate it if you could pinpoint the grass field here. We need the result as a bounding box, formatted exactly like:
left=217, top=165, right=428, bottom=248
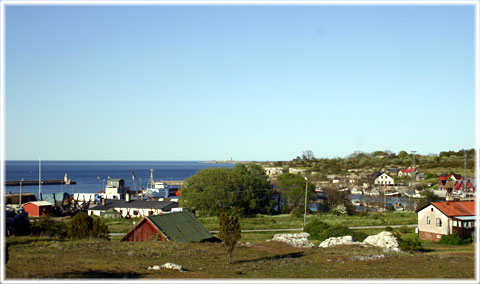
left=5, top=235, right=475, bottom=279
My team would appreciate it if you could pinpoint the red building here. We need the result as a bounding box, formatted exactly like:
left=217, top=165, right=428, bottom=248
left=23, top=201, right=53, bottom=217
left=121, top=211, right=217, bottom=243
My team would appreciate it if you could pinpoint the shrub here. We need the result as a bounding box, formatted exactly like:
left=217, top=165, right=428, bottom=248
left=393, top=232, right=423, bottom=251
left=318, top=225, right=353, bottom=242
left=31, top=216, right=67, bottom=238
left=439, top=233, right=472, bottom=245
left=351, top=231, right=369, bottom=242
left=68, top=213, right=109, bottom=240
left=385, top=226, right=394, bottom=232
left=219, top=210, right=241, bottom=264
left=304, top=220, right=330, bottom=240
left=398, top=225, right=409, bottom=234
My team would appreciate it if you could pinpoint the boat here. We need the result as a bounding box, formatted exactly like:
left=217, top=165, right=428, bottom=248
left=384, top=189, right=401, bottom=197
left=350, top=188, right=364, bottom=195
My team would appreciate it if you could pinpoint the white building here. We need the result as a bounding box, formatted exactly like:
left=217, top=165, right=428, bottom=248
left=99, top=178, right=128, bottom=200
left=88, top=196, right=178, bottom=218
left=374, top=173, right=394, bottom=185
left=417, top=201, right=475, bottom=242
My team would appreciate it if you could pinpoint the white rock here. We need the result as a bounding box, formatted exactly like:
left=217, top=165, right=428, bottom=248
left=318, top=235, right=356, bottom=248
left=362, top=231, right=400, bottom=252
left=161, top=262, right=186, bottom=272
left=148, top=265, right=161, bottom=270
left=272, top=233, right=314, bottom=248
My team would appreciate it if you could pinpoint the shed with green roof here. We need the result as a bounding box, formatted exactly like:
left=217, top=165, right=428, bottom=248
left=120, top=211, right=218, bottom=243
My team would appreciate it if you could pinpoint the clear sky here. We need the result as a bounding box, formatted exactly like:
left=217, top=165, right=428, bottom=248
left=4, top=4, right=477, bottom=161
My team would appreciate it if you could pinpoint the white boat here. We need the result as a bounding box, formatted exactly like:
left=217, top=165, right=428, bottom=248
left=350, top=188, right=364, bottom=195
left=384, top=189, right=401, bottom=197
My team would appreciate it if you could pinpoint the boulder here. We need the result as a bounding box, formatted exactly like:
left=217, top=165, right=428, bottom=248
left=272, top=232, right=315, bottom=248
left=362, top=231, right=400, bottom=252
left=318, top=235, right=357, bottom=248
left=148, top=263, right=186, bottom=272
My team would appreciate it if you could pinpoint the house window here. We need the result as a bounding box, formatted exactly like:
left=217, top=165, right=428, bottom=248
left=453, top=220, right=457, bottom=227
left=436, top=218, right=442, bottom=227
left=427, top=216, right=431, bottom=224
left=133, top=210, right=138, bottom=216
left=431, top=208, right=433, bottom=212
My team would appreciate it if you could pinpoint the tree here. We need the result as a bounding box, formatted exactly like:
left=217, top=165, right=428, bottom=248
left=219, top=210, right=241, bottom=264
left=232, top=163, right=274, bottom=215
left=68, top=213, right=109, bottom=240
left=302, top=150, right=315, bottom=161
left=398, top=150, right=409, bottom=159
left=275, top=173, right=315, bottom=215
left=180, top=164, right=274, bottom=216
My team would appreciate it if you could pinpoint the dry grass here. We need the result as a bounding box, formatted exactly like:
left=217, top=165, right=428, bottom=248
left=5, top=236, right=474, bottom=279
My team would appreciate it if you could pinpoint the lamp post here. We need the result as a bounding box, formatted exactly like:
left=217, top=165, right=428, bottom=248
left=304, top=177, right=308, bottom=230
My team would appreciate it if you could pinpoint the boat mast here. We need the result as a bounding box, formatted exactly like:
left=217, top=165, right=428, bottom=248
left=150, top=169, right=154, bottom=190
left=38, top=156, right=41, bottom=200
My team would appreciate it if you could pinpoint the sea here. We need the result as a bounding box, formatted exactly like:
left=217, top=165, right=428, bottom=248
left=4, top=160, right=235, bottom=196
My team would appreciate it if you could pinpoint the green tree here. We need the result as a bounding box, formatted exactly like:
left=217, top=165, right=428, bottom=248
left=398, top=150, right=409, bottom=159
left=68, top=213, right=109, bottom=240
left=275, top=173, right=315, bottom=215
left=232, top=163, right=274, bottom=215
left=180, top=164, right=274, bottom=216
left=218, top=210, right=241, bottom=264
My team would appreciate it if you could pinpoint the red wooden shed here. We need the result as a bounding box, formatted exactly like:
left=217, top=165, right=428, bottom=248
left=23, top=201, right=53, bottom=217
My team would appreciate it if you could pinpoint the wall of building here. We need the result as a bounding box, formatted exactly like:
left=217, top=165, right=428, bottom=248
left=418, top=205, right=450, bottom=239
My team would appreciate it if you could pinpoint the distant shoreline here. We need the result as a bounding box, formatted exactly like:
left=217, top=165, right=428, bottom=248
left=199, top=161, right=250, bottom=164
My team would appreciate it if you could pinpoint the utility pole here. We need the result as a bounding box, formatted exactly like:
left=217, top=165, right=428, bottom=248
left=38, top=156, right=41, bottom=200
left=464, top=149, right=467, bottom=179
left=303, top=177, right=308, bottom=230
left=411, top=151, right=417, bottom=169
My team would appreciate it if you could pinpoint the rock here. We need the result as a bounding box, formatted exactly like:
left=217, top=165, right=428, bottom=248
left=318, top=235, right=357, bottom=248
left=148, top=263, right=186, bottom=272
left=362, top=231, right=400, bottom=252
left=351, top=254, right=385, bottom=261
left=272, top=233, right=315, bottom=248
left=161, top=262, right=186, bottom=272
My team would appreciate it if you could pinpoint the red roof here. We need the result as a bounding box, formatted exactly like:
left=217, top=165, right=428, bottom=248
left=439, top=174, right=451, bottom=181
left=431, top=201, right=475, bottom=216
left=401, top=167, right=416, bottom=173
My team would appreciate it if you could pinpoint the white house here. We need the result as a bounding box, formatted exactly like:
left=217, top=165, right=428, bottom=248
left=374, top=173, right=394, bottom=185
left=88, top=197, right=178, bottom=218
left=416, top=201, right=475, bottom=242
left=99, top=178, right=128, bottom=200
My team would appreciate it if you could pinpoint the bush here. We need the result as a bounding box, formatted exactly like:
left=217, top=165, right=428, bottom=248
left=398, top=225, right=409, bottom=234
left=318, top=225, right=353, bottom=242
left=351, top=231, right=369, bottom=242
left=31, top=216, right=67, bottom=238
left=439, top=233, right=472, bottom=245
left=304, top=220, right=330, bottom=240
left=385, top=226, right=393, bottom=232
left=68, top=213, right=109, bottom=240
left=393, top=232, right=423, bottom=251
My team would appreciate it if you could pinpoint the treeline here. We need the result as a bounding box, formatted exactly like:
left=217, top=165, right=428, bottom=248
left=271, top=149, right=475, bottom=175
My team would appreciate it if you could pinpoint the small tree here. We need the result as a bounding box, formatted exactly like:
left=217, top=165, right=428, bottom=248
left=68, top=213, right=109, bottom=240
left=218, top=210, right=241, bottom=264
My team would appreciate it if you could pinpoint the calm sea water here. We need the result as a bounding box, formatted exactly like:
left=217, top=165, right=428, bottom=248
left=4, top=161, right=235, bottom=196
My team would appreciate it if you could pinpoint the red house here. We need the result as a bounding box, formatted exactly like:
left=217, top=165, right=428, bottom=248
left=23, top=201, right=53, bottom=217
left=121, top=211, right=217, bottom=243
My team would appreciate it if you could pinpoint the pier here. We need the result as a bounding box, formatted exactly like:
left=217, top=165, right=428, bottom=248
left=5, top=179, right=76, bottom=187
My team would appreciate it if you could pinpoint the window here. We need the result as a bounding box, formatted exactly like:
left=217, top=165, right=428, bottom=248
left=436, top=218, right=442, bottom=227
left=427, top=216, right=431, bottom=224
left=431, top=208, right=434, bottom=212
left=133, top=210, right=138, bottom=216
left=453, top=220, right=457, bottom=227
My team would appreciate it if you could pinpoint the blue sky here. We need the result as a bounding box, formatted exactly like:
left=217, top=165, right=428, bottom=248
left=4, top=4, right=477, bottom=161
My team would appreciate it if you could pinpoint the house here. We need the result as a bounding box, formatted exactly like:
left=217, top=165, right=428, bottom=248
left=120, top=211, right=218, bottom=242
left=416, top=201, right=475, bottom=242
left=389, top=168, right=400, bottom=176
left=454, top=178, right=476, bottom=193
left=99, top=178, right=128, bottom=200
left=439, top=173, right=451, bottom=181
left=450, top=174, right=463, bottom=181
left=5, top=192, right=36, bottom=205
left=368, top=171, right=394, bottom=185
left=22, top=201, right=53, bottom=217
left=439, top=180, right=456, bottom=191
left=88, top=196, right=178, bottom=218
left=398, top=167, right=417, bottom=177
left=415, top=173, right=425, bottom=181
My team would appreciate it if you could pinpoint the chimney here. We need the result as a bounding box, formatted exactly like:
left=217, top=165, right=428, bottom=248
left=101, top=198, right=106, bottom=206
left=126, top=193, right=130, bottom=202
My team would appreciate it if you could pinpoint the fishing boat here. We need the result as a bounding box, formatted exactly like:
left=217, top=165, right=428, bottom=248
left=384, top=189, right=401, bottom=197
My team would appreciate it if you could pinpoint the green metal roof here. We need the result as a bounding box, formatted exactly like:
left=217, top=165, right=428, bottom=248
left=147, top=211, right=213, bottom=242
